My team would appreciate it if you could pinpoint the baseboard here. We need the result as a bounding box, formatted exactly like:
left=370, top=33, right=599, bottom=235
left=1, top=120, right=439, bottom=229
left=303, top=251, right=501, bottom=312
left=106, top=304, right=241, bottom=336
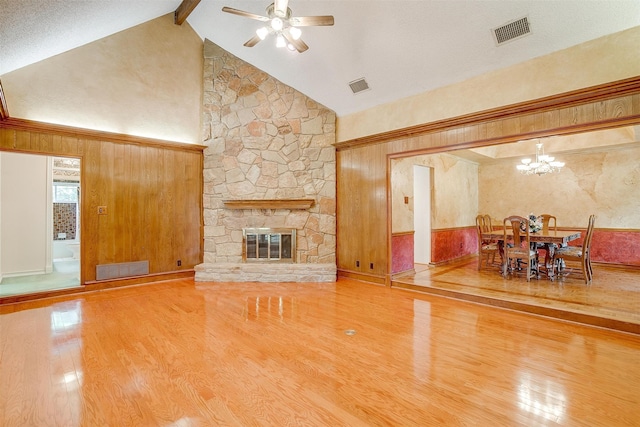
left=337, top=269, right=386, bottom=285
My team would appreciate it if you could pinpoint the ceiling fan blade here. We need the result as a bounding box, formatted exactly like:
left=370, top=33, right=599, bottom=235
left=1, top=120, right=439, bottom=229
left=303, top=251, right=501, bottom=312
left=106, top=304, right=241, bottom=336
left=283, top=32, right=308, bottom=53
left=290, top=15, right=334, bottom=27
left=222, top=6, right=269, bottom=22
left=274, top=0, right=289, bottom=18
left=243, top=34, right=262, bottom=48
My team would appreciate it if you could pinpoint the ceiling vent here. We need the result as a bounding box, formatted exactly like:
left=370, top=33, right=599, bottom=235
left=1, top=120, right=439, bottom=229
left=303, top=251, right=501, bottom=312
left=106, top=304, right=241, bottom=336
left=492, top=16, right=531, bottom=45
left=349, top=78, right=370, bottom=94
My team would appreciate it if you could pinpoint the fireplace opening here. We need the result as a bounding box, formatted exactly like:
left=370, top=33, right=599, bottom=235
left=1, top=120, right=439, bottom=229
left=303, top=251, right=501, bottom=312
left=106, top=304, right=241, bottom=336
left=243, top=228, right=296, bottom=263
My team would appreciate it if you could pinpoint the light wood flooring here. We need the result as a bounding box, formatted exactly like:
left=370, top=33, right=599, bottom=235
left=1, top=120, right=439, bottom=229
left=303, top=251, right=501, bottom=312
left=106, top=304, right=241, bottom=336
left=394, top=259, right=640, bottom=335
left=1, top=277, right=639, bottom=426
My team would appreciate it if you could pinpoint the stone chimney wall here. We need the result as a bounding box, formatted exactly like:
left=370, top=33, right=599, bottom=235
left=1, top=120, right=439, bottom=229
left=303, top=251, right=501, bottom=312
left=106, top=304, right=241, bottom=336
left=195, top=40, right=336, bottom=281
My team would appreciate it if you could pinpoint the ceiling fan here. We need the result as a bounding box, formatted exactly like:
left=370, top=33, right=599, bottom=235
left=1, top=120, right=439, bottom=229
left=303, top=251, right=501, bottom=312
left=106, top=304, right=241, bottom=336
left=222, top=0, right=334, bottom=53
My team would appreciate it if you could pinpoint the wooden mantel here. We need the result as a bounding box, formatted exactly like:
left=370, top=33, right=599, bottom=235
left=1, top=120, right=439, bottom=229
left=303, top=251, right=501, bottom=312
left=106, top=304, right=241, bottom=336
left=223, top=199, right=315, bottom=210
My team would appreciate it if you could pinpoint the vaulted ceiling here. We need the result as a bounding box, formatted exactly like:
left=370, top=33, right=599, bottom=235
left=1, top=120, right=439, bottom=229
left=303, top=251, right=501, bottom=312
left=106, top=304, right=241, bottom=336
left=1, top=1, right=639, bottom=117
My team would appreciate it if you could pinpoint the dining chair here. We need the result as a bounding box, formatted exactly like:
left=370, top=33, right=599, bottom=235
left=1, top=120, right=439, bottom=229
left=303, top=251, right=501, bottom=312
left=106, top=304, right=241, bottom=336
left=552, top=214, right=596, bottom=284
left=503, top=215, right=538, bottom=281
left=539, top=214, right=557, bottom=233
left=476, top=215, right=498, bottom=270
left=536, top=213, right=557, bottom=274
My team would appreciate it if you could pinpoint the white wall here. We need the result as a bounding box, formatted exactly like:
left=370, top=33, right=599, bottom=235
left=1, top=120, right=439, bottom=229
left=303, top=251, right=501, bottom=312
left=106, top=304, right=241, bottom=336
left=1, top=152, right=49, bottom=276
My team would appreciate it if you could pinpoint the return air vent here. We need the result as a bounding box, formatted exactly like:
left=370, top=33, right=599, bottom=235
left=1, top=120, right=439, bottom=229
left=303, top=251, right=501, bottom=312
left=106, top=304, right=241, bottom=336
left=349, top=78, right=370, bottom=94
left=492, top=16, right=531, bottom=45
left=96, top=260, right=149, bottom=280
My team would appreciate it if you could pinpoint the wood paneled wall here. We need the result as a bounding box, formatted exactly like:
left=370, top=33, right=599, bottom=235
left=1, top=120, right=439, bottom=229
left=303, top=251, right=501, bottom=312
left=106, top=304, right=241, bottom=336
left=0, top=119, right=203, bottom=286
left=335, top=77, right=640, bottom=285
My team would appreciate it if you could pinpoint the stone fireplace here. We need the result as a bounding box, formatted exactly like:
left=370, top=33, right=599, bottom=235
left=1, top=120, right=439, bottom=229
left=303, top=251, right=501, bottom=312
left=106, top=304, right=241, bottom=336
left=194, top=40, right=337, bottom=283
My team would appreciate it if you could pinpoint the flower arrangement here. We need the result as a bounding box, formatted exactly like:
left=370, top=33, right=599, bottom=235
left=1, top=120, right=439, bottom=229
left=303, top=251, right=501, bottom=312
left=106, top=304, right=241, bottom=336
left=521, top=213, right=542, bottom=233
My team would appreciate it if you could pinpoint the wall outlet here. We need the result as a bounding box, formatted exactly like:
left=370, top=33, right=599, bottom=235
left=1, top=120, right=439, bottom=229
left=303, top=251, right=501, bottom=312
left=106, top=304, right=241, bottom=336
left=356, top=260, right=360, bottom=267
left=177, top=260, right=182, bottom=267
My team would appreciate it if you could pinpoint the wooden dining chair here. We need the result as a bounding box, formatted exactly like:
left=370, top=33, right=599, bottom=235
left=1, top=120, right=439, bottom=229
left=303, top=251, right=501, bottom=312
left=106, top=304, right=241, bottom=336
left=503, top=215, right=538, bottom=281
left=539, top=214, right=557, bottom=233
left=476, top=215, right=498, bottom=270
left=536, top=213, right=557, bottom=274
left=552, top=214, right=596, bottom=284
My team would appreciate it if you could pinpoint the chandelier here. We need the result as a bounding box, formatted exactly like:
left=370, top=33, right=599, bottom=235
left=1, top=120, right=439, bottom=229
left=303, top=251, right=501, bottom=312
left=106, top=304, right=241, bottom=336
left=516, top=141, right=565, bottom=175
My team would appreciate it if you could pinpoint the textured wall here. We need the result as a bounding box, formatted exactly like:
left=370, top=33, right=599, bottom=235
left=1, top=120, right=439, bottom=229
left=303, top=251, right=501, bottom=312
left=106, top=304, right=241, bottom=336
left=199, top=41, right=336, bottom=267
left=392, top=153, right=479, bottom=232
left=2, top=14, right=203, bottom=144
left=337, top=26, right=640, bottom=142
left=479, top=145, right=640, bottom=229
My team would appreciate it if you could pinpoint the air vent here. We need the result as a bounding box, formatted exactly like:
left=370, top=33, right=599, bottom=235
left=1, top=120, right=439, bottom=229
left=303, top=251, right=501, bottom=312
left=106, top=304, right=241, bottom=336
left=492, top=16, right=531, bottom=45
left=349, top=78, right=370, bottom=94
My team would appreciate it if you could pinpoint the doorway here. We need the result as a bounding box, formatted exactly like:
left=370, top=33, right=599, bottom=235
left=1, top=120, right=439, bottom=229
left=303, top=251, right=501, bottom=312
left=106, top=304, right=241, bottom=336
left=413, top=165, right=431, bottom=266
left=0, top=153, right=81, bottom=297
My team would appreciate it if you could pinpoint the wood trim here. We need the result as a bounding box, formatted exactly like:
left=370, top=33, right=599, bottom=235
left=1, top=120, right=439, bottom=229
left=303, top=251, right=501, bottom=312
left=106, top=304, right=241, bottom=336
left=0, top=117, right=206, bottom=152
left=223, top=199, right=315, bottom=210
left=337, top=269, right=387, bottom=285
left=432, top=226, right=476, bottom=232
left=336, top=76, right=640, bottom=150
left=174, top=0, right=201, bottom=25
left=0, top=79, right=8, bottom=120
left=390, top=281, right=640, bottom=335
left=392, top=230, right=415, bottom=237
left=0, top=271, right=195, bottom=306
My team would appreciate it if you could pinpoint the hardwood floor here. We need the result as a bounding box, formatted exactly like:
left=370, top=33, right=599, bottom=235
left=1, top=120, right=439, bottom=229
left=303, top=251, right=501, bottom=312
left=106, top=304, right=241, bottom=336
left=394, top=259, right=640, bottom=335
left=1, top=277, right=639, bottom=426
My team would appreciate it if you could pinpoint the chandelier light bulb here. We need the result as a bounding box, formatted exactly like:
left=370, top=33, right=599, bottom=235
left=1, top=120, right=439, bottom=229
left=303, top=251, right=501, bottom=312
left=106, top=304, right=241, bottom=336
left=276, top=33, right=286, bottom=48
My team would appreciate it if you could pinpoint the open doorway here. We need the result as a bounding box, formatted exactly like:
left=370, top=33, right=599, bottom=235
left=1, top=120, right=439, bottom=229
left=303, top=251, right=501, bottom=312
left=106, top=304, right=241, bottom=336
left=0, top=153, right=81, bottom=297
left=413, top=165, right=431, bottom=268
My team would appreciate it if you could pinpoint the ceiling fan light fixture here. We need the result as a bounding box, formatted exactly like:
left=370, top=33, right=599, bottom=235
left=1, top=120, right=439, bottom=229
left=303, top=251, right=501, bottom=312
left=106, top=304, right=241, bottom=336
left=256, top=27, right=269, bottom=40
left=271, top=17, right=284, bottom=31
left=289, top=26, right=302, bottom=40
left=276, top=33, right=286, bottom=48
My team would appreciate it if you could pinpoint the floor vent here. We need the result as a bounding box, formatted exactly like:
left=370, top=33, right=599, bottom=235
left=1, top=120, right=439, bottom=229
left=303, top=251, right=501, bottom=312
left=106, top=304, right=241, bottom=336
left=492, top=16, right=531, bottom=45
left=349, top=78, right=370, bottom=94
left=96, top=260, right=149, bottom=280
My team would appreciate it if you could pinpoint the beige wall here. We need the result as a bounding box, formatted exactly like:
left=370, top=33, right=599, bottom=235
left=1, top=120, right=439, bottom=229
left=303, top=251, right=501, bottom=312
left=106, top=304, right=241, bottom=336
left=479, top=144, right=640, bottom=229
left=337, top=26, right=640, bottom=142
left=1, top=14, right=203, bottom=144
left=392, top=154, right=479, bottom=232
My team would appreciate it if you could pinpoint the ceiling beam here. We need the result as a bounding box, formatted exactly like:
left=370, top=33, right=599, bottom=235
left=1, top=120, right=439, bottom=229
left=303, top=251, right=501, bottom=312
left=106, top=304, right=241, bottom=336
left=0, top=79, right=9, bottom=120
left=174, top=0, right=201, bottom=25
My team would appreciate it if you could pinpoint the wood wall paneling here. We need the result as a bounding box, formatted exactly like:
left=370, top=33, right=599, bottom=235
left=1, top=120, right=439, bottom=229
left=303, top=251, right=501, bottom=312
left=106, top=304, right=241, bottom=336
left=335, top=77, right=640, bottom=283
left=0, top=120, right=203, bottom=288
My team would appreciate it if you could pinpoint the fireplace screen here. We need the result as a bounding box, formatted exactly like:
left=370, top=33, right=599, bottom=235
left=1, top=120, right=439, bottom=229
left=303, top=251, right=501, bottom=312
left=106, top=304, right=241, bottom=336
left=243, top=228, right=296, bottom=263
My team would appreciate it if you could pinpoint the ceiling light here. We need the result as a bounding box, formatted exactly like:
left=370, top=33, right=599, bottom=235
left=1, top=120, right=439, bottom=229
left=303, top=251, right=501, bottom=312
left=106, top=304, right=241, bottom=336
left=289, top=26, right=302, bottom=40
left=256, top=27, right=269, bottom=40
left=516, top=140, right=564, bottom=175
left=276, top=33, right=286, bottom=48
left=271, top=17, right=283, bottom=31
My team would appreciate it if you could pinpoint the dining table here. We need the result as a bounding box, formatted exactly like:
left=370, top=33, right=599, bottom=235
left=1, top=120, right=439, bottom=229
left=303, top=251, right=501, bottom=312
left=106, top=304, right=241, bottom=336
left=482, top=228, right=581, bottom=279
